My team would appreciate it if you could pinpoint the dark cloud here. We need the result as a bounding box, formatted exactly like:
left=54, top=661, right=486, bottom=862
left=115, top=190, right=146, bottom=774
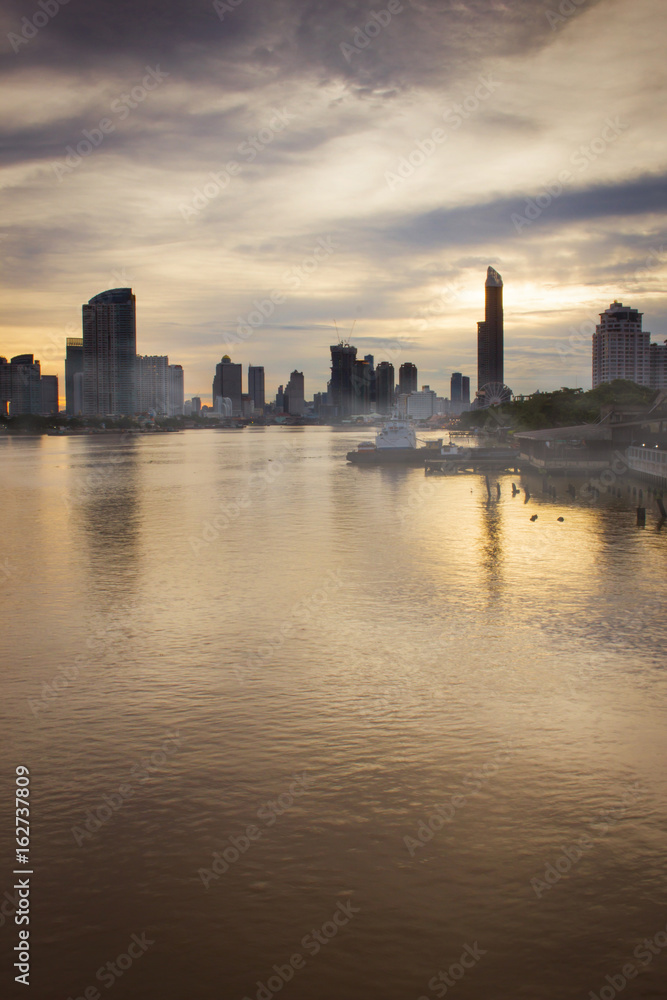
left=3, top=0, right=606, bottom=90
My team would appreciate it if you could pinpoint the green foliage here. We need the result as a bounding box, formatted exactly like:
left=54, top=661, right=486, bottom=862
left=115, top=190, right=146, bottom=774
left=459, top=380, right=656, bottom=432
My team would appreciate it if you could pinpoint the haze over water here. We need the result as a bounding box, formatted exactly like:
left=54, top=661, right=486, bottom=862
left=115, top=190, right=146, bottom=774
left=2, top=428, right=666, bottom=1000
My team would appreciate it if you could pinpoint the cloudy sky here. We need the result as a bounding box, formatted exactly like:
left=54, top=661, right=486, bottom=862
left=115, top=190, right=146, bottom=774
left=1, top=0, right=666, bottom=402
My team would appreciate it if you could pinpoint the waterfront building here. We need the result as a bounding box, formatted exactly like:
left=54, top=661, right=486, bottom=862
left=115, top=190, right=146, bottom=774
left=329, top=343, right=357, bottom=418
left=399, top=363, right=418, bottom=396
left=285, top=370, right=305, bottom=416
left=375, top=362, right=395, bottom=414
left=168, top=365, right=184, bottom=416
left=275, top=385, right=285, bottom=411
left=592, top=302, right=650, bottom=389
left=137, top=355, right=169, bottom=414
left=191, top=396, right=202, bottom=416
left=248, top=365, right=265, bottom=413
left=450, top=372, right=471, bottom=415
left=213, top=355, right=242, bottom=415
left=82, top=288, right=137, bottom=416
left=406, top=386, right=437, bottom=420
left=477, top=266, right=504, bottom=394
left=353, top=359, right=372, bottom=413
left=65, top=338, right=84, bottom=415
left=0, top=354, right=42, bottom=416
left=40, top=375, right=59, bottom=415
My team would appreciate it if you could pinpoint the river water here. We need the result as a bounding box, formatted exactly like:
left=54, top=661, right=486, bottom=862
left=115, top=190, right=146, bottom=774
left=1, top=427, right=666, bottom=1000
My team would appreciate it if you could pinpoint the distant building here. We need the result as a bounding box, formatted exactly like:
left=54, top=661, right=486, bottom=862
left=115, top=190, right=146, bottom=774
left=399, top=363, right=418, bottom=396
left=65, top=338, right=84, bottom=415
left=284, top=370, right=305, bottom=416
left=0, top=355, right=42, bottom=416
left=40, top=375, right=59, bottom=415
left=450, top=372, right=471, bottom=415
left=83, top=288, right=137, bottom=416
left=248, top=365, right=265, bottom=413
left=191, top=396, right=202, bottom=416
left=353, top=359, right=372, bottom=413
left=375, top=362, right=395, bottom=414
left=650, top=341, right=667, bottom=390
left=406, top=386, right=437, bottom=419
left=592, top=302, right=651, bottom=388
left=137, top=355, right=169, bottom=414
left=477, top=267, right=504, bottom=394
left=329, top=343, right=357, bottom=418
left=275, top=385, right=285, bottom=411
left=213, top=355, right=242, bottom=415
left=168, top=365, right=184, bottom=416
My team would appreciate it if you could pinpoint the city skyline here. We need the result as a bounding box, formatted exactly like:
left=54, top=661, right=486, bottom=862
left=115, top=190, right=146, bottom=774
left=1, top=0, right=665, bottom=402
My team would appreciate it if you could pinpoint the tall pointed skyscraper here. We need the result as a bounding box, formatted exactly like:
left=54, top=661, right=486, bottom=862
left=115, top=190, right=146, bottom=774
left=477, top=267, right=504, bottom=394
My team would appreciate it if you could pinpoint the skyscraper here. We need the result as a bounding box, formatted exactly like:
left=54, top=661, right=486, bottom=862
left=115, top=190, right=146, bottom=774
left=477, top=267, right=504, bottom=393
left=83, top=288, right=137, bottom=416
left=329, top=343, right=357, bottom=418
left=168, top=365, right=184, bottom=416
left=137, top=355, right=169, bottom=414
left=451, top=372, right=463, bottom=404
left=248, top=365, right=265, bottom=413
left=284, top=370, right=305, bottom=416
left=353, top=358, right=372, bottom=413
left=375, top=362, right=395, bottom=414
left=592, top=302, right=650, bottom=388
left=212, top=355, right=243, bottom=415
left=0, top=355, right=42, bottom=416
left=65, top=337, right=83, bottom=415
left=40, top=375, right=59, bottom=415
left=399, top=363, right=417, bottom=396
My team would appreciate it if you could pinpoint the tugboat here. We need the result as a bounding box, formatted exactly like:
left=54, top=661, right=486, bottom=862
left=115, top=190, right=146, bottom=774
left=347, top=418, right=451, bottom=466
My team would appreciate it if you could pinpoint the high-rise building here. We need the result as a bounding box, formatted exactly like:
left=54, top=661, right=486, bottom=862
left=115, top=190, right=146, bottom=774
left=353, top=359, right=372, bottom=413
left=275, top=385, right=285, bottom=411
left=399, top=363, right=418, bottom=396
left=137, top=355, right=169, bottom=414
left=477, top=267, right=504, bottom=393
left=191, top=396, right=202, bottom=416
left=0, top=355, right=42, bottom=416
left=450, top=372, right=471, bottom=414
left=212, top=355, right=242, bottom=415
left=284, top=370, right=305, bottom=416
left=65, top=338, right=84, bottom=415
left=375, top=362, right=395, bottom=414
left=329, top=343, right=357, bottom=418
left=168, top=365, right=184, bottom=416
left=406, top=386, right=437, bottom=419
left=40, top=375, right=59, bottom=415
left=592, top=302, right=650, bottom=388
left=82, top=288, right=137, bottom=416
left=650, top=341, right=667, bottom=390
left=248, top=365, right=265, bottom=413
